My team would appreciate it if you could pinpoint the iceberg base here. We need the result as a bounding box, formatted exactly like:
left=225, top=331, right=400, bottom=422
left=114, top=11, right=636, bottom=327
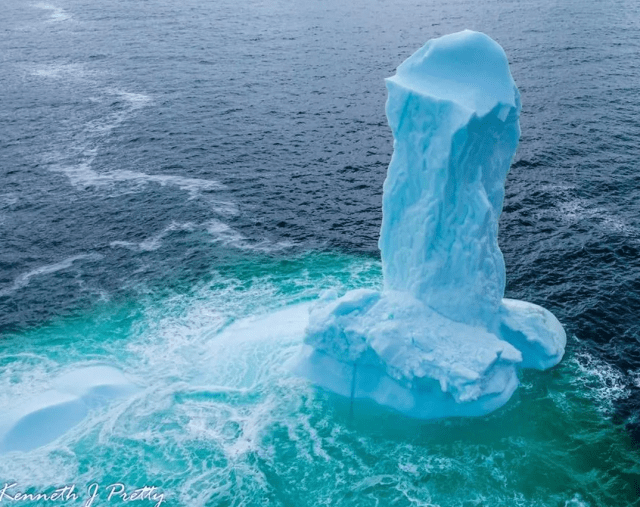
left=295, top=289, right=565, bottom=419
left=295, top=347, right=520, bottom=419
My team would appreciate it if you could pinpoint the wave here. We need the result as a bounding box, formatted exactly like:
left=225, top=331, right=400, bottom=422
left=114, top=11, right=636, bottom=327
left=569, top=349, right=632, bottom=415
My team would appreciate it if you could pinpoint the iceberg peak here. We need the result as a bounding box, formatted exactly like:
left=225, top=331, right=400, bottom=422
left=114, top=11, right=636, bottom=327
left=295, top=31, right=566, bottom=420
left=389, top=30, right=518, bottom=116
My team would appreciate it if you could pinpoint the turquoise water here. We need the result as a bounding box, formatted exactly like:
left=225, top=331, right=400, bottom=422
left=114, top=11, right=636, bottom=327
left=1, top=252, right=638, bottom=506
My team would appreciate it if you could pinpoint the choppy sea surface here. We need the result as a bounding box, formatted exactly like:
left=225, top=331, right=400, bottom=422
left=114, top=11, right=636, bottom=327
left=1, top=0, right=639, bottom=505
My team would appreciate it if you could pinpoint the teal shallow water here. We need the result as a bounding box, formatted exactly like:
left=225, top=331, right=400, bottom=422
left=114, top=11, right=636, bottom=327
left=1, top=252, right=638, bottom=506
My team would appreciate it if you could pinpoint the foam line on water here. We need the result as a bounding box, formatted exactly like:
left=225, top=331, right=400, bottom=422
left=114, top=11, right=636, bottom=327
left=564, top=494, right=591, bottom=507
left=31, top=54, right=236, bottom=216
left=205, top=219, right=294, bottom=252
left=52, top=161, right=229, bottom=201
left=34, top=3, right=71, bottom=22
left=110, top=222, right=198, bottom=252
left=557, top=198, right=638, bottom=238
left=541, top=185, right=640, bottom=241
left=0, top=355, right=61, bottom=409
left=0, top=253, right=103, bottom=297
left=38, top=87, right=234, bottom=209
left=31, top=63, right=90, bottom=80
left=570, top=350, right=631, bottom=414
left=0, top=195, right=19, bottom=227
left=108, top=220, right=293, bottom=253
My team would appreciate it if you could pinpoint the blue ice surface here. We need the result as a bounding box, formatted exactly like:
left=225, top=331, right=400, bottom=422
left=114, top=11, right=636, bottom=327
left=0, top=365, right=138, bottom=454
left=295, top=30, right=566, bottom=419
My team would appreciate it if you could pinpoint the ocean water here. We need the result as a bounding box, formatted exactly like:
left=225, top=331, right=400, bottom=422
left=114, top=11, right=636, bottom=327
left=1, top=0, right=639, bottom=505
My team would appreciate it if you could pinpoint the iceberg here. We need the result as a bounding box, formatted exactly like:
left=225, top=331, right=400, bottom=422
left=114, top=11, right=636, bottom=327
left=295, top=30, right=566, bottom=418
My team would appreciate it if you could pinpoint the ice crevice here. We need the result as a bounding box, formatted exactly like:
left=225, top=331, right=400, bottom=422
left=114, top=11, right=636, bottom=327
left=294, top=30, right=566, bottom=419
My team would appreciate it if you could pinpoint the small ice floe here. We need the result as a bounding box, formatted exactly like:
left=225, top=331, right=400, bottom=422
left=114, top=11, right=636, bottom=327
left=0, top=365, right=138, bottom=454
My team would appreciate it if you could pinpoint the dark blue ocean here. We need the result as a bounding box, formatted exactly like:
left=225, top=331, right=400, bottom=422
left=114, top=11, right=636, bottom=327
left=1, top=0, right=639, bottom=505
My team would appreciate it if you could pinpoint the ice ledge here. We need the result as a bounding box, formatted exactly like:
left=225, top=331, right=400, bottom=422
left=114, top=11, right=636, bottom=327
left=497, top=298, right=567, bottom=370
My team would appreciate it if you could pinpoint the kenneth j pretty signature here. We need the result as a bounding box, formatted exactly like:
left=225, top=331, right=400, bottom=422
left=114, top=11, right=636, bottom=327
left=0, top=483, right=165, bottom=507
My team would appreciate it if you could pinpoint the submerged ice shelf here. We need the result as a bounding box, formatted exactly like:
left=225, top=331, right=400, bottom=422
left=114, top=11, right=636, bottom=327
left=0, top=365, right=138, bottom=454
left=295, top=30, right=566, bottom=419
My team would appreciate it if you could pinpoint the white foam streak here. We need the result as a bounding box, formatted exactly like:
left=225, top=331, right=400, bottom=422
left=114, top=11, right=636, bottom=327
left=564, top=493, right=591, bottom=507
left=41, top=88, right=234, bottom=207
left=205, top=219, right=294, bottom=252
left=543, top=185, right=640, bottom=241
left=0, top=254, right=103, bottom=297
left=34, top=3, right=71, bottom=22
left=32, top=63, right=88, bottom=79
left=109, top=89, right=152, bottom=109
left=53, top=162, right=227, bottom=199
left=33, top=58, right=236, bottom=216
left=140, top=222, right=195, bottom=251
left=571, top=351, right=631, bottom=414
left=0, top=355, right=60, bottom=408
left=558, top=198, right=638, bottom=237
left=109, top=219, right=291, bottom=253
